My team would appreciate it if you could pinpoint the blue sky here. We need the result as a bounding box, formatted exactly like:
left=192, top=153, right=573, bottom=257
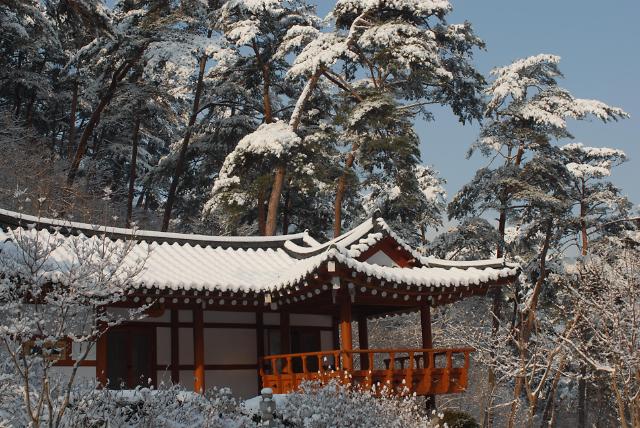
left=317, top=0, right=639, bottom=210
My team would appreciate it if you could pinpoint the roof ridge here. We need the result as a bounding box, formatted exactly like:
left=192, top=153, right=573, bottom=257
left=0, top=208, right=312, bottom=249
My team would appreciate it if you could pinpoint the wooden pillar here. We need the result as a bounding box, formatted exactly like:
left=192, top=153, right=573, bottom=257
left=339, top=287, right=353, bottom=370
left=170, top=308, right=179, bottom=383
left=256, top=310, right=264, bottom=392
left=420, top=303, right=436, bottom=411
left=357, top=314, right=369, bottom=370
left=280, top=311, right=290, bottom=354
left=420, top=304, right=433, bottom=349
left=193, top=306, right=205, bottom=393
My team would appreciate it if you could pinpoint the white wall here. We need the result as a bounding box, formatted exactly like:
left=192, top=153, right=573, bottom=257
left=178, top=327, right=194, bottom=364
left=156, top=327, right=171, bottom=367
left=365, top=250, right=399, bottom=267
left=204, top=328, right=256, bottom=365
left=49, top=366, right=96, bottom=384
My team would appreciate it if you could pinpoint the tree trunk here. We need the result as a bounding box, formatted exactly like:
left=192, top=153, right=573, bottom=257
left=67, top=60, right=134, bottom=185
left=540, top=355, right=568, bottom=427
left=334, top=144, right=358, bottom=237
left=523, top=219, right=553, bottom=341
left=161, top=53, right=208, bottom=231
left=25, top=93, right=35, bottom=126
left=126, top=117, right=141, bottom=228
left=580, top=179, right=588, bottom=257
left=265, top=166, right=286, bottom=236
left=252, top=39, right=273, bottom=125
left=577, top=364, right=587, bottom=428
left=68, top=80, right=78, bottom=158
left=264, top=70, right=321, bottom=236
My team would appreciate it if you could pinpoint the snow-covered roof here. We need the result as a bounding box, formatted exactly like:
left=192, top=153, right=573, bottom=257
left=0, top=208, right=518, bottom=305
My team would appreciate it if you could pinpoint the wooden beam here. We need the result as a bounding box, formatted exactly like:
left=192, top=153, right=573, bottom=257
left=280, top=311, right=291, bottom=354
left=193, top=307, right=205, bottom=393
left=339, top=285, right=353, bottom=370
left=170, top=308, right=179, bottom=383
left=357, top=314, right=369, bottom=370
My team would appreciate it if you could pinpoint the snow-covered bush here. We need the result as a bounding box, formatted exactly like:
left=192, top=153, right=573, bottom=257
left=276, top=380, right=433, bottom=428
left=63, top=384, right=253, bottom=428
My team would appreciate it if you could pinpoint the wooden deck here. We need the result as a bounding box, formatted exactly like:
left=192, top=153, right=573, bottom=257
left=259, top=348, right=474, bottom=396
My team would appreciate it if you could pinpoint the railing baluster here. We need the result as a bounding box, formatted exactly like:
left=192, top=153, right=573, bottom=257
left=302, top=354, right=308, bottom=380
left=406, top=352, right=414, bottom=395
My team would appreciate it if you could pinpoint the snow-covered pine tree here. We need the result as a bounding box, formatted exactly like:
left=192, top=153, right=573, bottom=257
left=448, top=54, right=628, bottom=425
left=204, top=0, right=338, bottom=236
left=302, top=0, right=485, bottom=237
left=559, top=142, right=629, bottom=255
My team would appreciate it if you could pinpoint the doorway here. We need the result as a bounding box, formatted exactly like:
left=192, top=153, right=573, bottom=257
left=106, top=326, right=155, bottom=389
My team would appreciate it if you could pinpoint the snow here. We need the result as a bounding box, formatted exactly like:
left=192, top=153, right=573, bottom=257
left=0, top=209, right=518, bottom=297
left=561, top=142, right=627, bottom=178
left=287, top=33, right=350, bottom=77
left=333, top=0, right=452, bottom=17
left=0, top=208, right=308, bottom=245
left=486, top=54, right=561, bottom=112
left=207, top=121, right=302, bottom=207
left=225, top=19, right=261, bottom=45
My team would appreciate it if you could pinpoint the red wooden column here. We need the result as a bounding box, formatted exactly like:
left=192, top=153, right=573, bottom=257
left=340, top=286, right=353, bottom=370
left=420, top=304, right=433, bottom=349
left=357, top=314, right=369, bottom=370
left=193, top=306, right=205, bottom=393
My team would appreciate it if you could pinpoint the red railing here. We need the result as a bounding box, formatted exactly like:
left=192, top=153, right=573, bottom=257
left=259, top=348, right=474, bottom=396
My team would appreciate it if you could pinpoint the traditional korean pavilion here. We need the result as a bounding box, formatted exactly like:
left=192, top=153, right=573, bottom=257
left=0, top=208, right=518, bottom=399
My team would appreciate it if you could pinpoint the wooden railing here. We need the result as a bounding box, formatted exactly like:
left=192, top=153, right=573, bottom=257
left=259, top=347, right=474, bottom=396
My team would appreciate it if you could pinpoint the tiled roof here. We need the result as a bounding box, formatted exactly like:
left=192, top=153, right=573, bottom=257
left=0, top=209, right=518, bottom=299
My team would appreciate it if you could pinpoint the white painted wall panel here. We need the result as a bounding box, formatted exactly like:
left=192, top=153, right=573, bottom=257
left=204, top=328, right=256, bottom=365
left=290, top=314, right=332, bottom=327
left=206, top=370, right=258, bottom=399
left=50, top=366, right=96, bottom=384
left=365, top=250, right=398, bottom=267
left=156, top=327, right=171, bottom=366
left=179, top=370, right=195, bottom=391
left=204, top=311, right=255, bottom=324
left=178, top=327, right=194, bottom=364
left=263, top=313, right=280, bottom=325
left=71, top=342, right=96, bottom=361
left=178, top=310, right=193, bottom=323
